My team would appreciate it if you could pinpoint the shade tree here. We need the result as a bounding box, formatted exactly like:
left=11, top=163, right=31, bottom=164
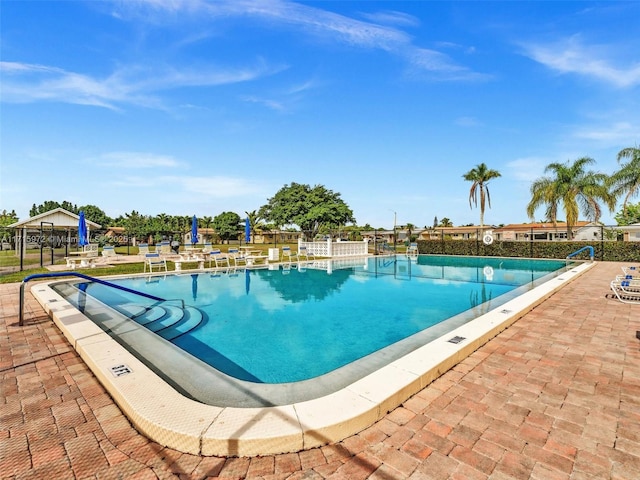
left=259, top=183, right=355, bottom=239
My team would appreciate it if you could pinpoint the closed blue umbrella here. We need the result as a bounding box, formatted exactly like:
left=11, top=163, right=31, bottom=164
left=245, top=269, right=250, bottom=295
left=191, top=215, right=198, bottom=245
left=245, top=217, right=251, bottom=243
left=78, top=210, right=88, bottom=247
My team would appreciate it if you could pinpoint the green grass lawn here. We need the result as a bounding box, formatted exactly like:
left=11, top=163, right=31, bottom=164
left=0, top=242, right=321, bottom=284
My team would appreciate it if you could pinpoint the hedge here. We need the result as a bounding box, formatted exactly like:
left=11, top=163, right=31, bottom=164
left=415, top=240, right=640, bottom=262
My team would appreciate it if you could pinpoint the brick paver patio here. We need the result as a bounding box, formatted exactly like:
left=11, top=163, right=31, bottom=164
left=1, top=262, right=639, bottom=479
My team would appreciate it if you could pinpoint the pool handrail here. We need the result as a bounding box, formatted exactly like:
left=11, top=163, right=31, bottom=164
left=19, top=272, right=166, bottom=326
left=566, top=245, right=594, bottom=262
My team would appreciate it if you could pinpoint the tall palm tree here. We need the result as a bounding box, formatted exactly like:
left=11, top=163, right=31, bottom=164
left=439, top=218, right=453, bottom=227
left=463, top=163, right=501, bottom=227
left=608, top=146, right=640, bottom=219
left=526, top=157, right=615, bottom=239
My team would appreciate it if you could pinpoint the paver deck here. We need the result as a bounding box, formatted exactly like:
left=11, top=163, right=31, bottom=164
left=1, top=261, right=639, bottom=479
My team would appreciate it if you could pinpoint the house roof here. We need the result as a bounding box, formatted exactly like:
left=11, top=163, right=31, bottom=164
left=420, top=225, right=492, bottom=233
left=494, top=221, right=594, bottom=232
left=8, top=208, right=102, bottom=229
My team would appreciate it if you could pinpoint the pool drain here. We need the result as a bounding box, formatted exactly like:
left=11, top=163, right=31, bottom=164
left=447, top=336, right=466, bottom=344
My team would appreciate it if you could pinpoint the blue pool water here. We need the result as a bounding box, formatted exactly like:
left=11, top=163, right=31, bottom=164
left=56, top=255, right=569, bottom=384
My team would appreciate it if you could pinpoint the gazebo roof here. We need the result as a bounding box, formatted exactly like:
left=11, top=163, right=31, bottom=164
left=8, top=208, right=102, bottom=229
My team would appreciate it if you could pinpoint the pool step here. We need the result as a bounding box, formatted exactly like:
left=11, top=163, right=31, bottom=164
left=118, top=303, right=205, bottom=340
left=146, top=305, right=186, bottom=332
left=157, top=306, right=205, bottom=340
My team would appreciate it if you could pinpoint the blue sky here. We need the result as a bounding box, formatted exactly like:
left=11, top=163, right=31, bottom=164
left=2, top=1, right=639, bottom=229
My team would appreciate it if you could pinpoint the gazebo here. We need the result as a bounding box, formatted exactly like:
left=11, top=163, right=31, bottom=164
left=8, top=207, right=102, bottom=255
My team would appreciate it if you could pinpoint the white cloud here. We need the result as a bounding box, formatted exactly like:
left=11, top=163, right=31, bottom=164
left=118, top=0, right=483, bottom=80
left=572, top=121, right=639, bottom=143
left=240, top=95, right=286, bottom=111
left=506, top=157, right=548, bottom=182
left=521, top=35, right=640, bottom=88
left=111, top=173, right=265, bottom=198
left=0, top=59, right=283, bottom=110
left=97, top=152, right=183, bottom=168
left=359, top=10, right=420, bottom=28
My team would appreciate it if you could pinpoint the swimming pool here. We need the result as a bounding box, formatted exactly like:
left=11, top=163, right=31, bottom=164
left=52, top=255, right=568, bottom=402
left=31, top=254, right=593, bottom=456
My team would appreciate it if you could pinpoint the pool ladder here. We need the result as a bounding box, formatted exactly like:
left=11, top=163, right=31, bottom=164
left=566, top=245, right=594, bottom=262
left=20, top=272, right=165, bottom=326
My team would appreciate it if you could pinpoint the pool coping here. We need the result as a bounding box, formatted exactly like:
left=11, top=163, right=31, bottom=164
left=28, top=260, right=595, bottom=457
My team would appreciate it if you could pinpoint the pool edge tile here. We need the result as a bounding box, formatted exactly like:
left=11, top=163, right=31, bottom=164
left=201, top=406, right=303, bottom=457
left=294, top=388, right=379, bottom=450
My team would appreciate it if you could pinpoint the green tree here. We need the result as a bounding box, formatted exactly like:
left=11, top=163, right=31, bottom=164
left=213, top=211, right=241, bottom=243
left=259, top=183, right=355, bottom=239
left=0, top=209, right=19, bottom=226
left=433, top=216, right=438, bottom=229
left=123, top=210, right=149, bottom=243
left=526, top=157, right=615, bottom=239
left=405, top=222, right=415, bottom=242
left=614, top=201, right=640, bottom=225
left=30, top=200, right=78, bottom=216
left=0, top=210, right=19, bottom=248
left=439, top=218, right=453, bottom=227
left=78, top=204, right=111, bottom=227
left=462, top=163, right=501, bottom=227
left=608, top=146, right=640, bottom=216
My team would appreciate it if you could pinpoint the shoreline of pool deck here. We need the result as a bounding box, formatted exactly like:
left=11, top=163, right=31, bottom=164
left=22, top=261, right=595, bottom=457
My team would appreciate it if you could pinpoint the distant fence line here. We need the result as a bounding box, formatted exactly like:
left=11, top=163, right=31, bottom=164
left=2, top=224, right=639, bottom=275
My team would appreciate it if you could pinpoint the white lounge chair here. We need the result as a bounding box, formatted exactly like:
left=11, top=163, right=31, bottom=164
left=609, top=278, right=640, bottom=304
left=298, top=246, right=314, bottom=262
left=281, top=246, right=299, bottom=264
left=407, top=242, right=418, bottom=256
left=227, top=248, right=247, bottom=268
left=138, top=243, right=150, bottom=255
left=208, top=249, right=229, bottom=269
left=101, top=245, right=121, bottom=261
left=159, top=241, right=171, bottom=255
left=144, top=253, right=167, bottom=273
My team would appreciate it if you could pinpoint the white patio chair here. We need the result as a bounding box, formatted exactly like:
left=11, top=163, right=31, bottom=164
left=208, top=249, right=229, bottom=269
left=227, top=248, right=247, bottom=268
left=298, top=246, right=314, bottom=262
left=101, top=245, right=121, bottom=261
left=281, top=246, right=299, bottom=264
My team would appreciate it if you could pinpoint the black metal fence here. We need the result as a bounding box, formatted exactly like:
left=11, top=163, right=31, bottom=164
left=2, top=224, right=639, bottom=275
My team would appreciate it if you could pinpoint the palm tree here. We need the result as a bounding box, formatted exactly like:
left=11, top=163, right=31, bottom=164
left=405, top=222, right=415, bottom=242
left=463, top=163, right=501, bottom=227
left=439, top=218, right=453, bottom=227
left=201, top=215, right=213, bottom=242
left=608, top=146, right=640, bottom=219
left=526, top=157, right=615, bottom=239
